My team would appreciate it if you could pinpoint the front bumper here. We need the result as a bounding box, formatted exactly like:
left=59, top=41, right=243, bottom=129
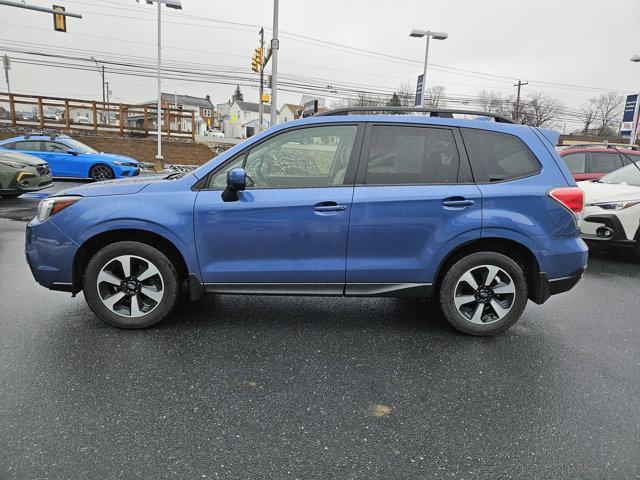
left=25, top=218, right=79, bottom=289
left=581, top=213, right=640, bottom=249
left=1, top=169, right=53, bottom=193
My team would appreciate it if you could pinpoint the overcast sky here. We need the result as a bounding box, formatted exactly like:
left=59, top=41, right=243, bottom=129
left=1, top=0, right=639, bottom=130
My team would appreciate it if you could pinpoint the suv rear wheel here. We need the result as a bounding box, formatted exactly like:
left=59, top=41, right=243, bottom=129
left=439, top=252, right=528, bottom=336
left=82, top=241, right=179, bottom=328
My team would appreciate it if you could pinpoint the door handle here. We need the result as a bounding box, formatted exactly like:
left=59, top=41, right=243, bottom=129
left=314, top=202, right=347, bottom=213
left=442, top=198, right=475, bottom=208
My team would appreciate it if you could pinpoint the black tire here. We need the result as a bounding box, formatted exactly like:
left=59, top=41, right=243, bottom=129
left=82, top=241, right=180, bottom=328
left=439, top=252, right=528, bottom=336
left=89, top=164, right=114, bottom=181
left=0, top=193, right=22, bottom=198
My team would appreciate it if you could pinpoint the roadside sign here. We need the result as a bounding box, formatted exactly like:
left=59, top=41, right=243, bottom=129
left=53, top=5, right=66, bottom=32
left=620, top=93, right=639, bottom=138
left=302, top=100, right=318, bottom=118
left=415, top=74, right=424, bottom=107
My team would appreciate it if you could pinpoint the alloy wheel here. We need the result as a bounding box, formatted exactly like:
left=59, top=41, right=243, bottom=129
left=91, top=165, right=113, bottom=181
left=96, top=255, right=164, bottom=318
left=453, top=265, right=516, bottom=325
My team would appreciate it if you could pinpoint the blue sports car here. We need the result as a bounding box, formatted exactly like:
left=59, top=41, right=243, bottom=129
left=0, top=134, right=140, bottom=181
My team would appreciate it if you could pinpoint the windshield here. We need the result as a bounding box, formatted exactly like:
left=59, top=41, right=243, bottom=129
left=598, top=163, right=640, bottom=186
left=64, top=138, right=98, bottom=154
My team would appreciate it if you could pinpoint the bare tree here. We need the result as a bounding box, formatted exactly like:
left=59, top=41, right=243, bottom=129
left=477, top=90, right=514, bottom=118
left=520, top=91, right=564, bottom=128
left=424, top=85, right=447, bottom=108
left=396, top=81, right=415, bottom=107
left=592, top=93, right=623, bottom=136
left=580, top=100, right=597, bottom=135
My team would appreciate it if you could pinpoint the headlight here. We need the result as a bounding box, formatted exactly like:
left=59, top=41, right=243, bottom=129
left=0, top=160, right=28, bottom=169
left=591, top=200, right=640, bottom=211
left=36, top=196, right=82, bottom=222
left=113, top=161, right=136, bottom=166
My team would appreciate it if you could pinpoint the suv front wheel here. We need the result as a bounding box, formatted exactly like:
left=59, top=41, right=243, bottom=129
left=82, top=241, right=180, bottom=328
left=439, top=252, right=528, bottom=336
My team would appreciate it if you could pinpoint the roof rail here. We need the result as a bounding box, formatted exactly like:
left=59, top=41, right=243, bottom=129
left=564, top=143, right=640, bottom=151
left=317, top=107, right=517, bottom=124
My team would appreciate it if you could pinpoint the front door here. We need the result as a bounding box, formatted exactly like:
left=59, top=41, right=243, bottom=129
left=40, top=141, right=83, bottom=177
left=345, top=124, right=482, bottom=295
left=194, top=124, right=362, bottom=293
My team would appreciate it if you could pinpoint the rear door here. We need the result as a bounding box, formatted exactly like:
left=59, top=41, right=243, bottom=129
left=345, top=123, right=482, bottom=294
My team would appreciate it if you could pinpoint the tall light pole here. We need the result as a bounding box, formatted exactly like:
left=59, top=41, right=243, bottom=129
left=137, top=0, right=182, bottom=172
left=629, top=55, right=640, bottom=145
left=409, top=29, right=448, bottom=108
left=270, top=0, right=279, bottom=128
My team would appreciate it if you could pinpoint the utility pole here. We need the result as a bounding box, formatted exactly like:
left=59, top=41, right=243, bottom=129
left=106, top=81, right=111, bottom=125
left=3, top=54, right=10, bottom=95
left=270, top=0, right=279, bottom=128
left=513, top=80, right=528, bottom=122
left=258, top=27, right=265, bottom=128
left=91, top=57, right=106, bottom=123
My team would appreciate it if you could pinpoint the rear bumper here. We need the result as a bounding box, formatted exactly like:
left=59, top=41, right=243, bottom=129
left=530, top=267, right=586, bottom=305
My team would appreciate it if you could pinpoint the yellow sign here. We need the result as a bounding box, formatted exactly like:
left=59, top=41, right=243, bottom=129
left=261, top=94, right=271, bottom=103
left=231, top=114, right=237, bottom=124
left=53, top=5, right=67, bottom=32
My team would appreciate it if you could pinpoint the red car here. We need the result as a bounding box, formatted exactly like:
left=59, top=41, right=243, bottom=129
left=559, top=144, right=640, bottom=181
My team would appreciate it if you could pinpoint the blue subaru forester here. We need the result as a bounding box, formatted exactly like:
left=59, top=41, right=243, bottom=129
left=25, top=108, right=588, bottom=335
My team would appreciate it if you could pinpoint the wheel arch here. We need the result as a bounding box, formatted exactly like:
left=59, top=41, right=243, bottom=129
left=433, top=237, right=542, bottom=302
left=72, top=228, right=190, bottom=293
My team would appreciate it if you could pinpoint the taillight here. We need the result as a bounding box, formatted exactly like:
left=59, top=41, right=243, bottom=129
left=549, top=187, right=584, bottom=215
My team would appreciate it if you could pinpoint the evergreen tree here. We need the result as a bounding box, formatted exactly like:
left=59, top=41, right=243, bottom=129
left=387, top=92, right=402, bottom=107
left=232, top=85, right=244, bottom=102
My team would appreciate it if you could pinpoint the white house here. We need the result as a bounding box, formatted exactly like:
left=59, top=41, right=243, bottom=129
left=223, top=101, right=273, bottom=139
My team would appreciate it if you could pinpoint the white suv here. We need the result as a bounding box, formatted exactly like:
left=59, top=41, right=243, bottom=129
left=579, top=162, right=640, bottom=259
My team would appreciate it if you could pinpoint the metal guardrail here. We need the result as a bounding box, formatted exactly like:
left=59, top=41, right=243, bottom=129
left=0, top=92, right=196, bottom=140
left=317, top=107, right=517, bottom=124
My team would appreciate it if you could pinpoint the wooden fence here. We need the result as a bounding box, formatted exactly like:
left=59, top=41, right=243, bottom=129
left=0, top=92, right=196, bottom=141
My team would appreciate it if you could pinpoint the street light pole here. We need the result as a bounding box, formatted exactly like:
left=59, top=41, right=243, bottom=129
left=410, top=29, right=448, bottom=108
left=156, top=0, right=163, bottom=170
left=136, top=0, right=182, bottom=171
left=630, top=55, right=640, bottom=145
left=270, top=0, right=279, bottom=128
left=421, top=34, right=430, bottom=108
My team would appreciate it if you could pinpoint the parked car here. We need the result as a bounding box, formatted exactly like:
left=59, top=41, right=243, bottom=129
left=0, top=151, right=52, bottom=198
left=579, top=161, right=640, bottom=258
left=0, top=134, right=140, bottom=181
left=25, top=109, right=588, bottom=335
left=559, top=144, right=640, bottom=182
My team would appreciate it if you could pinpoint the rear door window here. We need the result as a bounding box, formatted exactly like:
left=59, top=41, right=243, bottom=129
left=461, top=129, right=541, bottom=183
left=588, top=152, right=623, bottom=173
left=562, top=153, right=587, bottom=174
left=362, top=125, right=460, bottom=185
left=15, top=141, right=42, bottom=152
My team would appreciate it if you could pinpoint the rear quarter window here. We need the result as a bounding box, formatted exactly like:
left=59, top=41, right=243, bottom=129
left=461, top=128, right=541, bottom=183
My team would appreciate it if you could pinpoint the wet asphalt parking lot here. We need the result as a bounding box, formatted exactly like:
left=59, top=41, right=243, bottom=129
left=0, top=181, right=638, bottom=479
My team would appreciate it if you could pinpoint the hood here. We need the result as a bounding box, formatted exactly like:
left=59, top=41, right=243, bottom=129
left=0, top=151, right=47, bottom=167
left=578, top=180, right=640, bottom=204
left=92, top=153, right=139, bottom=164
left=56, top=174, right=167, bottom=198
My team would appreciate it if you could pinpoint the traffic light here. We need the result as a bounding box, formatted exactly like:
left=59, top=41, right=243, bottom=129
left=53, top=5, right=67, bottom=32
left=251, top=47, right=263, bottom=73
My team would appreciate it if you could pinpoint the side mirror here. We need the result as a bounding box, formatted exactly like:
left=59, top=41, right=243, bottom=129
left=67, top=149, right=78, bottom=156
left=221, top=167, right=246, bottom=202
